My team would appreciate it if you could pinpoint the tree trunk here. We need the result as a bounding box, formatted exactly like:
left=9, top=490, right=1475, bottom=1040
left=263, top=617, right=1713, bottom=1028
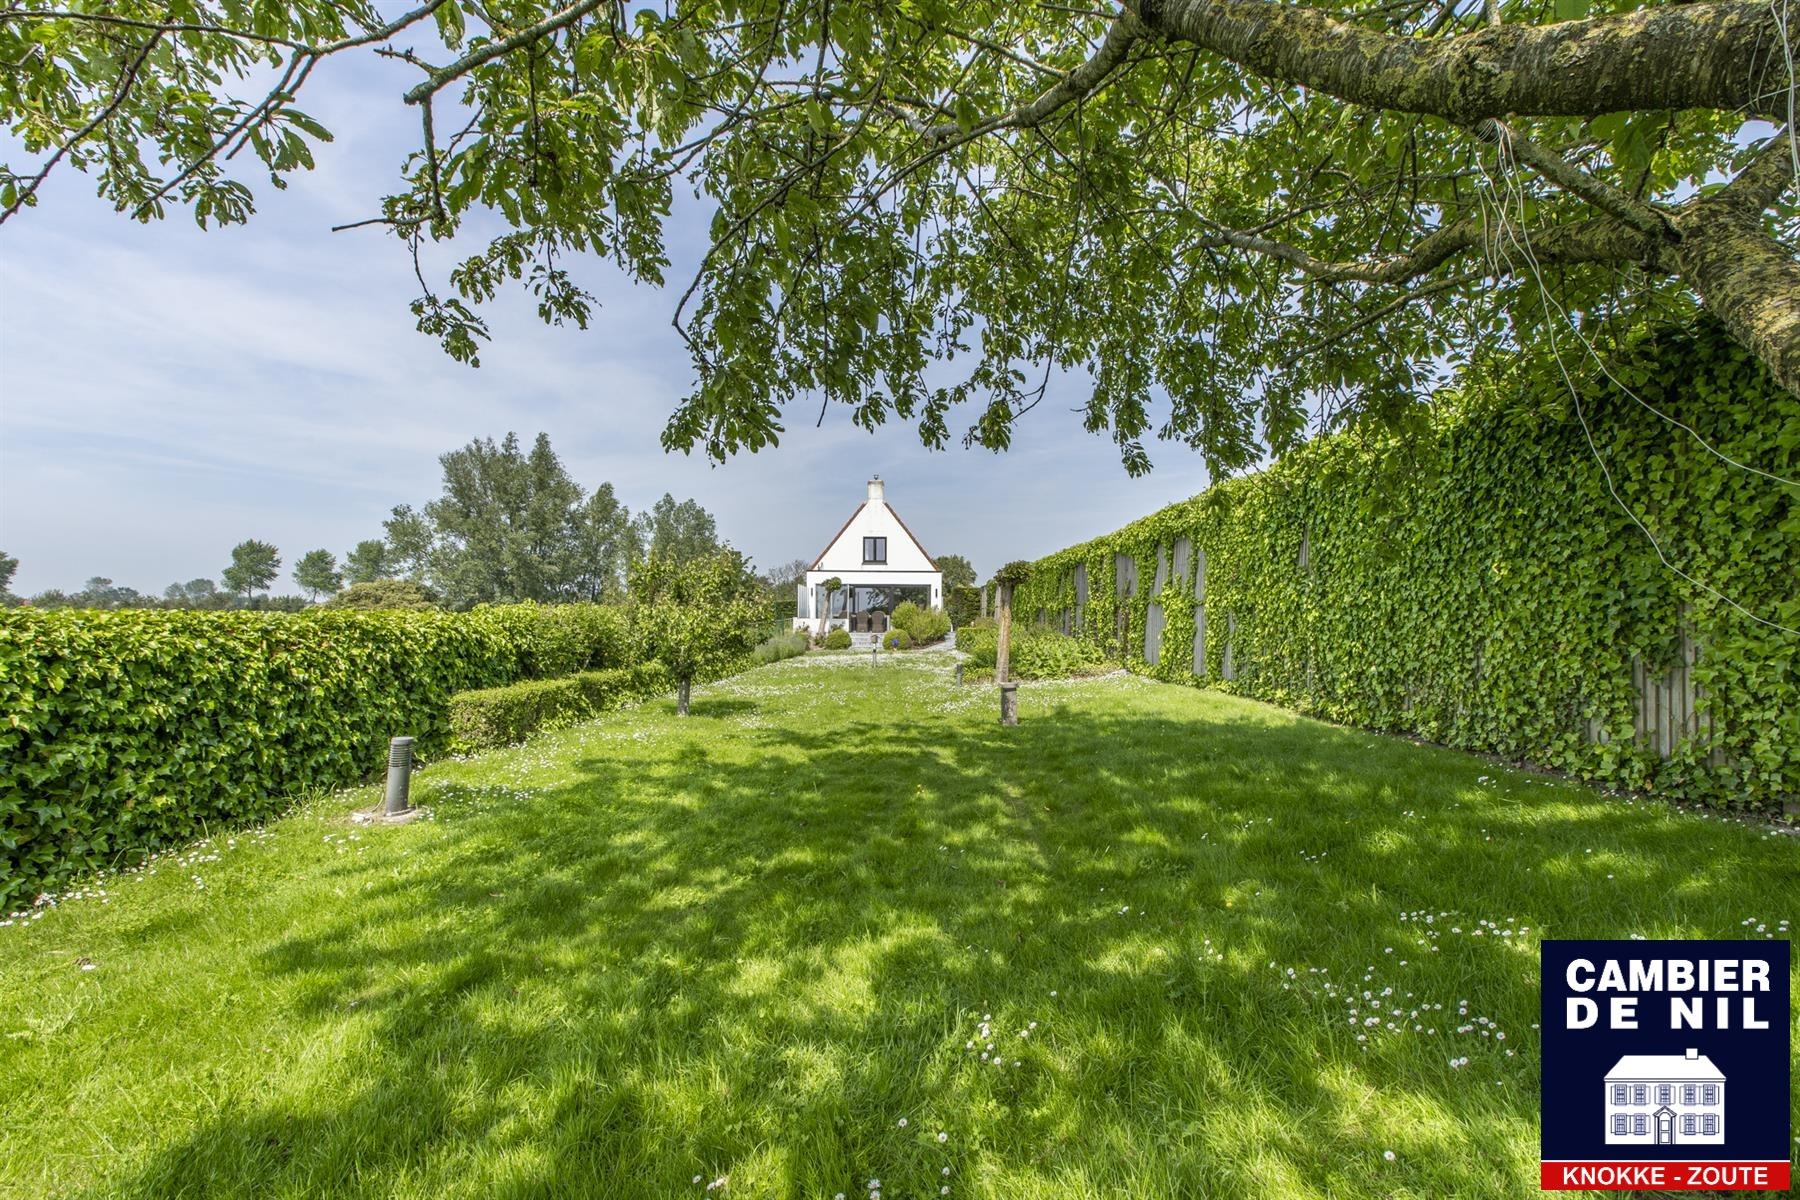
left=996, top=583, right=1013, bottom=684
left=677, top=677, right=691, bottom=716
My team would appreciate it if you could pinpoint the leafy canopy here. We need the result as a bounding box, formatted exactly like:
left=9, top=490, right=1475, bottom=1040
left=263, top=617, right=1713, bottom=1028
left=2, top=0, right=1795, bottom=473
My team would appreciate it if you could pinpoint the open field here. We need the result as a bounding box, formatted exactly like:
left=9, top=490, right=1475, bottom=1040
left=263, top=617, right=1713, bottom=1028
left=1, top=656, right=1794, bottom=1199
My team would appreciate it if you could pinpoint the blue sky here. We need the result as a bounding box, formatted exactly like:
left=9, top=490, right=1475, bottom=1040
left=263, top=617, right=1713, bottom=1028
left=0, top=53, right=1212, bottom=597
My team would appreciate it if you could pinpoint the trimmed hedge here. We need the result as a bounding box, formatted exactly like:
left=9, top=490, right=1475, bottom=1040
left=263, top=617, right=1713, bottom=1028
left=1012, top=322, right=1799, bottom=809
left=450, top=662, right=672, bottom=750
left=0, top=606, right=541, bottom=907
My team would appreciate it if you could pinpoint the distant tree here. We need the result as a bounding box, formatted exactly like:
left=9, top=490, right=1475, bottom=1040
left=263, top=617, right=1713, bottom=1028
left=0, top=551, right=18, bottom=606
left=629, top=551, right=764, bottom=716
left=29, top=589, right=71, bottom=608
left=382, top=505, right=434, bottom=580
left=343, top=539, right=392, bottom=585
left=934, top=554, right=977, bottom=592
left=323, top=579, right=440, bottom=610
left=69, top=577, right=144, bottom=609
left=571, top=482, right=637, bottom=602
left=761, top=557, right=811, bottom=591
left=426, top=432, right=583, bottom=606
left=221, top=540, right=281, bottom=601
left=163, top=577, right=223, bottom=608
left=635, top=494, right=722, bottom=566
left=293, top=549, right=343, bottom=601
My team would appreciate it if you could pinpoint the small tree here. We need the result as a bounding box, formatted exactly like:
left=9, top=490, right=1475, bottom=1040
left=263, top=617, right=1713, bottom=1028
left=991, top=561, right=1035, bottom=689
left=293, top=549, right=342, bottom=601
left=629, top=551, right=763, bottom=716
left=222, top=540, right=281, bottom=603
left=0, top=551, right=17, bottom=606
left=818, top=576, right=843, bottom=639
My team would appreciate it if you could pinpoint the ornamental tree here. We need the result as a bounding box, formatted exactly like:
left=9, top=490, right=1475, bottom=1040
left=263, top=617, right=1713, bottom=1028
left=2, top=1, right=1795, bottom=473
left=627, top=549, right=763, bottom=715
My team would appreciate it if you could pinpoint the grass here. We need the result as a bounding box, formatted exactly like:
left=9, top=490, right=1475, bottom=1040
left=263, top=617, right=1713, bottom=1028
left=1, top=655, right=1794, bottom=1199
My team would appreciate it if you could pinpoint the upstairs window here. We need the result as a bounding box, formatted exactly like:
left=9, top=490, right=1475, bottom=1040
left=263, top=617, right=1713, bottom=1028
left=1702, top=1085, right=1719, bottom=1105
left=863, top=536, right=887, bottom=563
left=1657, top=1084, right=1673, bottom=1105
left=1612, top=1085, right=1627, bottom=1105
left=1633, top=1085, right=1648, bottom=1105
left=1681, top=1084, right=1697, bottom=1106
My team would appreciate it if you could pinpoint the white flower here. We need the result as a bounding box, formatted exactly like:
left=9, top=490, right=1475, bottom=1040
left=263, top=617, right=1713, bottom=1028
left=1383, top=1150, right=1396, bottom=1162
left=694, top=1177, right=703, bottom=1185
left=937, top=1132, right=949, bottom=1143
left=898, top=1118, right=908, bottom=1128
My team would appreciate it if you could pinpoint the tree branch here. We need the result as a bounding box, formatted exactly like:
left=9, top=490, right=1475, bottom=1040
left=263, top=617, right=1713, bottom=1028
left=403, top=0, right=610, bottom=104
left=1130, top=0, right=1787, bottom=121
left=1474, top=118, right=1672, bottom=238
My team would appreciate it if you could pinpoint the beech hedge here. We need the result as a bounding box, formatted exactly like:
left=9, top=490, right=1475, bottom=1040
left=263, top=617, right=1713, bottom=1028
left=448, top=662, right=672, bottom=750
left=0, top=603, right=635, bottom=908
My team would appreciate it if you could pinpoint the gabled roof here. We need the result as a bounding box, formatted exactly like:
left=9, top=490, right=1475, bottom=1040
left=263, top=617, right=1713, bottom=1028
left=1604, top=1054, right=1726, bottom=1082
left=807, top=501, right=939, bottom=572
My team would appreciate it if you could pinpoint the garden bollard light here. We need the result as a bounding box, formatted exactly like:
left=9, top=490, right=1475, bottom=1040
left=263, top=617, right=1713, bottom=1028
left=384, top=736, right=415, bottom=815
left=999, top=682, right=1019, bottom=726
left=871, top=646, right=878, bottom=667
left=955, top=663, right=964, bottom=686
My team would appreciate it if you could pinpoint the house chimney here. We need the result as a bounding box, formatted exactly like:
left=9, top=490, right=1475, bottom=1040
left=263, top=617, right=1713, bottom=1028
left=867, top=475, right=885, bottom=503
left=1685, top=1048, right=1699, bottom=1059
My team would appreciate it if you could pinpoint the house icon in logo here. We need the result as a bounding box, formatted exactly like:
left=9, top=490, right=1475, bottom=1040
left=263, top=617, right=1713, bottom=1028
left=1603, top=1049, right=1726, bottom=1145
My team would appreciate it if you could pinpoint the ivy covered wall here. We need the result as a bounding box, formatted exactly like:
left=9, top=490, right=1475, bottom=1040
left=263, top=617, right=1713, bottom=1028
left=1013, top=323, right=1799, bottom=809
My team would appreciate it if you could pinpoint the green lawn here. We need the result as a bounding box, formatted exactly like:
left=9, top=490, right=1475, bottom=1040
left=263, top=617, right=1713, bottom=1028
left=2, top=655, right=1794, bottom=1199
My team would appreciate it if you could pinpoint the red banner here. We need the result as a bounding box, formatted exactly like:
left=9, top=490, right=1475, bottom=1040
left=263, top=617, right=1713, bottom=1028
left=1540, top=1161, right=1790, bottom=1190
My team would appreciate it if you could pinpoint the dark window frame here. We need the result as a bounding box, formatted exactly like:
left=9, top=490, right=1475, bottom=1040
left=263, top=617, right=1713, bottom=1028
left=862, top=536, right=887, bottom=564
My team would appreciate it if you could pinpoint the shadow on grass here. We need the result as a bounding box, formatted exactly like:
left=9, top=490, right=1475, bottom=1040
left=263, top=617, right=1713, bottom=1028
left=83, top=677, right=1775, bottom=1198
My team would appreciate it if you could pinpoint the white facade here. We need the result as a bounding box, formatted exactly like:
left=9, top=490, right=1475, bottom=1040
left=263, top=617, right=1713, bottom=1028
left=1602, top=1050, right=1726, bottom=1145
left=795, top=477, right=943, bottom=631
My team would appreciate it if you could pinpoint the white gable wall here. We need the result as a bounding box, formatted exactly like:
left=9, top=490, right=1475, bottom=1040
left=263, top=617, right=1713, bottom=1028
left=813, top=482, right=936, bottom=574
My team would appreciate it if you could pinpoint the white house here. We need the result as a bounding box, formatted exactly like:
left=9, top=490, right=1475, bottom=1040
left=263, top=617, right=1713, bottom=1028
left=1603, top=1049, right=1725, bottom=1145
left=796, top=477, right=942, bottom=635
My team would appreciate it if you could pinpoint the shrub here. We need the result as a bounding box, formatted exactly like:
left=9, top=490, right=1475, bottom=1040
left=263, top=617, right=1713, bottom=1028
left=890, top=601, right=951, bottom=646
left=449, top=662, right=671, bottom=750
left=945, top=585, right=982, bottom=627
left=0, top=606, right=539, bottom=909
left=958, top=625, right=1107, bottom=679
left=752, top=630, right=810, bottom=663
left=323, top=580, right=440, bottom=610
left=882, top=629, right=913, bottom=650
left=823, top=628, right=852, bottom=650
